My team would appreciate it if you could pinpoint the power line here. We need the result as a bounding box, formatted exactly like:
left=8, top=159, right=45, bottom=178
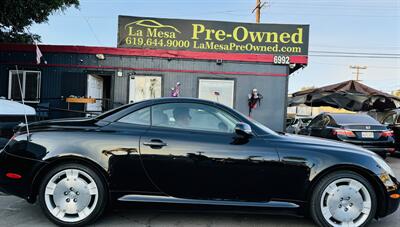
left=309, top=51, right=400, bottom=56
left=81, top=15, right=102, bottom=46
left=220, top=10, right=399, bottom=18
left=269, top=2, right=398, bottom=9
left=262, top=11, right=399, bottom=17
left=309, top=54, right=400, bottom=59
left=311, top=62, right=400, bottom=69
left=311, top=44, right=400, bottom=50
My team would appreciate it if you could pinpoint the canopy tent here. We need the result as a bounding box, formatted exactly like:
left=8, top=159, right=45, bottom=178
left=289, top=80, right=400, bottom=111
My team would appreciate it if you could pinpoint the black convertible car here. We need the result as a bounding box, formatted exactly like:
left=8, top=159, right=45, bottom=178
left=0, top=98, right=399, bottom=227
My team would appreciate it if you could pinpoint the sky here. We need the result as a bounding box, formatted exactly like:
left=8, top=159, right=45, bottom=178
left=30, top=0, right=400, bottom=94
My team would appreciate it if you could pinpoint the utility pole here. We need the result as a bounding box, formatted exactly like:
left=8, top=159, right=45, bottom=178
left=252, top=0, right=266, bottom=23
left=256, top=0, right=261, bottom=23
left=349, top=65, right=367, bottom=81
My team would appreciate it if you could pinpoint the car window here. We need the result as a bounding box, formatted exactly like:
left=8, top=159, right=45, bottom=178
left=383, top=114, right=396, bottom=125
left=332, top=114, right=380, bottom=125
left=151, top=103, right=238, bottom=133
left=117, top=107, right=150, bottom=125
left=320, top=116, right=330, bottom=127
left=300, top=118, right=312, bottom=125
left=309, top=115, right=323, bottom=128
left=327, top=116, right=337, bottom=127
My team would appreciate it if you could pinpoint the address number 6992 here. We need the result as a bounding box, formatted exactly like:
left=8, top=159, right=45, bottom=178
left=273, top=56, right=290, bottom=64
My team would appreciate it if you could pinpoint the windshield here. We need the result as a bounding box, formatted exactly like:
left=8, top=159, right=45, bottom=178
left=300, top=118, right=313, bottom=125
left=246, top=116, right=278, bottom=135
left=219, top=105, right=278, bottom=135
left=95, top=103, right=135, bottom=120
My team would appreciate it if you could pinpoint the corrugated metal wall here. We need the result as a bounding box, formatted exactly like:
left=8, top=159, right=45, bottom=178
left=0, top=51, right=288, bottom=131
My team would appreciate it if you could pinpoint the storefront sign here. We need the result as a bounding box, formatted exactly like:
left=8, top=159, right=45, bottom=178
left=118, top=16, right=309, bottom=57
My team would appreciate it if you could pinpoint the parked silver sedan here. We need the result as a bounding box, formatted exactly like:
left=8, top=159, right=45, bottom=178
left=286, top=116, right=313, bottom=134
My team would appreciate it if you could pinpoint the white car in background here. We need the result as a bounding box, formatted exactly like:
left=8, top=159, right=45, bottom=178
left=286, top=116, right=313, bottom=134
left=0, top=98, right=36, bottom=147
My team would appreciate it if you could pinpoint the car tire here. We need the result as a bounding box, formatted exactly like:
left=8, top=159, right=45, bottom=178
left=38, top=163, right=108, bottom=226
left=310, top=171, right=377, bottom=227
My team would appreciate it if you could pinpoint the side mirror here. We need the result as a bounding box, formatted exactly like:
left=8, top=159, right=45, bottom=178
left=235, top=122, right=253, bottom=138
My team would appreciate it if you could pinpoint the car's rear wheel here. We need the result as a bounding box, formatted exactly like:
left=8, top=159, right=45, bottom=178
left=38, top=163, right=107, bottom=226
left=310, top=171, right=377, bottom=227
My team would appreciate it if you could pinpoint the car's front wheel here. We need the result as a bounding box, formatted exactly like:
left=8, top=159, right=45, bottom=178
left=38, top=163, right=108, bottom=226
left=310, top=171, right=377, bottom=227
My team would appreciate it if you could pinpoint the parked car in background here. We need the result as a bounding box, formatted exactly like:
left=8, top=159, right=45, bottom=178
left=0, top=137, right=7, bottom=150
left=381, top=109, right=400, bottom=153
left=286, top=116, right=313, bottom=134
left=0, top=99, right=36, bottom=140
left=1, top=98, right=399, bottom=226
left=299, top=113, right=395, bottom=158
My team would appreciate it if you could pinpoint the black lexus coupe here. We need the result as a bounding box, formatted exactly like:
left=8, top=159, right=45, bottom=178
left=0, top=98, right=399, bottom=227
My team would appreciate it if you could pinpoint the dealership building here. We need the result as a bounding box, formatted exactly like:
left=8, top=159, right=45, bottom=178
left=0, top=16, right=309, bottom=131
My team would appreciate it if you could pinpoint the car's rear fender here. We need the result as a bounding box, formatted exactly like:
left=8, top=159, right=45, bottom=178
left=29, top=155, right=110, bottom=203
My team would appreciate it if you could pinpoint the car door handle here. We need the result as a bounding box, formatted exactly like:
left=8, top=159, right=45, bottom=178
left=143, top=139, right=167, bottom=148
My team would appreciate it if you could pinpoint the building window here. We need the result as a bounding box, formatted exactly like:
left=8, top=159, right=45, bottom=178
left=128, top=76, right=162, bottom=103
left=8, top=70, right=41, bottom=102
left=198, top=79, right=235, bottom=108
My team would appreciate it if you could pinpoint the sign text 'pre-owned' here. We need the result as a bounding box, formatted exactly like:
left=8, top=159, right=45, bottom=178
left=118, top=16, right=309, bottom=56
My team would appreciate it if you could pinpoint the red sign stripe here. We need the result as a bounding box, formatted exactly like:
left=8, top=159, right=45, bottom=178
left=0, top=61, right=287, bottom=77
left=0, top=44, right=308, bottom=64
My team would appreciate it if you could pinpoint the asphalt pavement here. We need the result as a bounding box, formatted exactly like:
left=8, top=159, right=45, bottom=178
left=1, top=157, right=400, bottom=227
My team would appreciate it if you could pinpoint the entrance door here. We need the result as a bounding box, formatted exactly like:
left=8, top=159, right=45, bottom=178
left=87, top=74, right=103, bottom=112
left=139, top=102, right=280, bottom=201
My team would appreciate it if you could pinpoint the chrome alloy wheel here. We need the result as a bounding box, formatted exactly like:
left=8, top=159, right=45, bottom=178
left=320, top=178, right=372, bottom=227
left=44, top=169, right=99, bottom=223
